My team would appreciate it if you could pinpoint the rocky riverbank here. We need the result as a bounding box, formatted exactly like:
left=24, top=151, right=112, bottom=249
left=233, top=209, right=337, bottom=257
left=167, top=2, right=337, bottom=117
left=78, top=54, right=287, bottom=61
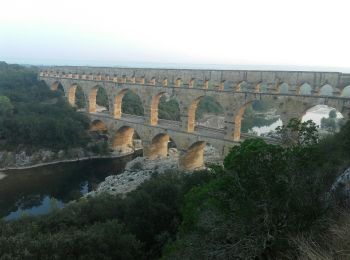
left=86, top=146, right=222, bottom=197
left=0, top=148, right=139, bottom=170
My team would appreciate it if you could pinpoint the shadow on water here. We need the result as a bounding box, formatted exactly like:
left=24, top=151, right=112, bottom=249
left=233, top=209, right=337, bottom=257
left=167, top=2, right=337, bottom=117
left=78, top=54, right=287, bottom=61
left=0, top=152, right=141, bottom=220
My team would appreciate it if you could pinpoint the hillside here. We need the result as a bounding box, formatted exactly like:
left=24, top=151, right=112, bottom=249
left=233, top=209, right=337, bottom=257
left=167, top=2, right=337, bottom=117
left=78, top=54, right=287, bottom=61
left=0, top=62, right=91, bottom=151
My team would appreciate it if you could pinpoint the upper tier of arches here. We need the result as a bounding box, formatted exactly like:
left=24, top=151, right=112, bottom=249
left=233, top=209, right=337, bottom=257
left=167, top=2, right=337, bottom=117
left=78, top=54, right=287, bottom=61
left=42, top=77, right=350, bottom=143
left=40, top=71, right=350, bottom=98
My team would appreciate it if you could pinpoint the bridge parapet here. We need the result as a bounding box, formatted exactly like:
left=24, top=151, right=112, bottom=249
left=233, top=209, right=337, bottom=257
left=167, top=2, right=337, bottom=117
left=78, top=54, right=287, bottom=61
left=41, top=71, right=350, bottom=98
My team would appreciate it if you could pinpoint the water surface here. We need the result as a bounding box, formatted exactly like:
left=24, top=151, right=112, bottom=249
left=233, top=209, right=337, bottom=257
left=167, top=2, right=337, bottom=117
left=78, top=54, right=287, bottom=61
left=0, top=153, right=139, bottom=220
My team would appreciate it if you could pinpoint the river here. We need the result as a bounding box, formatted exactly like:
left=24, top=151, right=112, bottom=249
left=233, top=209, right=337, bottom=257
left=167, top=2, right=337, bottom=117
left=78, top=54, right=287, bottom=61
left=0, top=153, right=140, bottom=220
left=0, top=105, right=342, bottom=221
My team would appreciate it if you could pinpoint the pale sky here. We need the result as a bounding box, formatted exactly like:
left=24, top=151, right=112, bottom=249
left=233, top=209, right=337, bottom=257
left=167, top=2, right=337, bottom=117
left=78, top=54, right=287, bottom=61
left=1, top=0, right=350, bottom=71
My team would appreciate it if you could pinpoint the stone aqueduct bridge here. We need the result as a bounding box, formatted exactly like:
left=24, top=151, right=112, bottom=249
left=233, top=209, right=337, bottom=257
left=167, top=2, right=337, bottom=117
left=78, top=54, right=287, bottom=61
left=39, top=67, right=350, bottom=170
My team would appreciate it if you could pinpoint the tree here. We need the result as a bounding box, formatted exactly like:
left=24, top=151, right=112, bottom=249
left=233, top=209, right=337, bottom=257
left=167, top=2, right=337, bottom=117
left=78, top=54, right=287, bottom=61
left=166, top=138, right=327, bottom=259
left=276, top=118, right=319, bottom=146
left=329, top=109, right=337, bottom=119
left=0, top=63, right=92, bottom=150
left=321, top=117, right=337, bottom=132
left=0, top=96, right=13, bottom=116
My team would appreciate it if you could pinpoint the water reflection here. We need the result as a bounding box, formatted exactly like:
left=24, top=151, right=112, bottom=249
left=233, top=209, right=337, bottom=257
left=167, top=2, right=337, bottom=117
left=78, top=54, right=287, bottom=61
left=0, top=153, right=139, bottom=220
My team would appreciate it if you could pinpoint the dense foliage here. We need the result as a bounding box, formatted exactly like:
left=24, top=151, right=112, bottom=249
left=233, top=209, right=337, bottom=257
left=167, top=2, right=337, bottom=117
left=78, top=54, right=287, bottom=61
left=195, top=96, right=224, bottom=119
left=96, top=87, right=109, bottom=110
left=158, top=96, right=181, bottom=121
left=0, top=171, right=215, bottom=259
left=163, top=120, right=350, bottom=259
left=321, top=109, right=346, bottom=132
left=0, top=118, right=349, bottom=258
left=0, top=62, right=90, bottom=150
left=74, top=85, right=86, bottom=109
left=122, top=90, right=145, bottom=116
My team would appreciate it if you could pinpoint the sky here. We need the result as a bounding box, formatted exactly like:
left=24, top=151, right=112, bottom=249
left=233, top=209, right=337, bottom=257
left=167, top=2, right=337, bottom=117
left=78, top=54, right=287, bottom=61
left=1, top=0, right=350, bottom=72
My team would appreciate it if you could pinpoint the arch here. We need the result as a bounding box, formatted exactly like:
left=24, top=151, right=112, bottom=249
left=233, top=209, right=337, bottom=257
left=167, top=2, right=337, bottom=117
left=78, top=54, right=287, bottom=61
left=175, top=78, right=182, bottom=87
left=187, top=96, right=224, bottom=132
left=188, top=78, right=195, bottom=88
left=113, top=89, right=144, bottom=119
left=233, top=99, right=282, bottom=140
left=74, top=85, right=87, bottom=109
left=341, top=85, right=350, bottom=97
left=51, top=81, right=64, bottom=92
left=235, top=81, right=250, bottom=92
left=217, top=80, right=225, bottom=91
left=158, top=94, right=181, bottom=122
left=150, top=77, right=156, bottom=85
left=118, top=75, right=126, bottom=84
left=319, top=84, right=334, bottom=96
left=234, top=101, right=253, bottom=141
left=90, top=119, right=108, bottom=132
left=150, top=92, right=180, bottom=125
left=301, top=104, right=345, bottom=133
left=179, top=141, right=206, bottom=170
left=138, top=76, right=145, bottom=84
left=255, top=82, right=269, bottom=93
left=129, top=76, right=136, bottom=84
left=111, top=126, right=143, bottom=154
left=223, top=80, right=233, bottom=90
left=162, top=78, right=168, bottom=87
left=277, top=82, right=289, bottom=94
left=88, top=85, right=109, bottom=113
left=298, top=83, right=312, bottom=95
left=96, top=73, right=102, bottom=80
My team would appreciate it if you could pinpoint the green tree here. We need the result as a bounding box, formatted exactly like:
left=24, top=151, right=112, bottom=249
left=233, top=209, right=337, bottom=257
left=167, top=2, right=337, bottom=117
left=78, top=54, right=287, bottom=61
left=96, top=87, right=109, bottom=109
left=75, top=86, right=86, bottom=109
left=0, top=96, right=13, bottom=116
left=166, top=138, right=327, bottom=259
left=122, top=90, right=144, bottom=116
left=158, top=96, right=180, bottom=121
left=329, top=109, right=337, bottom=119
left=0, top=63, right=92, bottom=150
left=276, top=118, right=319, bottom=146
left=195, top=96, right=223, bottom=119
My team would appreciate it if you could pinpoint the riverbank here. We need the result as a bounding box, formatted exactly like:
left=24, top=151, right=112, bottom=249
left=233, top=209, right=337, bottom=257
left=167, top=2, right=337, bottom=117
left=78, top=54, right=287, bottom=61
left=0, top=149, right=143, bottom=172
left=86, top=146, right=221, bottom=197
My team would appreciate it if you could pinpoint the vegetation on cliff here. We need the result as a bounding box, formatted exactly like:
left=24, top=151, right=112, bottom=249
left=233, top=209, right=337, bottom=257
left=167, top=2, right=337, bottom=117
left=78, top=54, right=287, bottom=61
left=0, top=62, right=91, bottom=150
